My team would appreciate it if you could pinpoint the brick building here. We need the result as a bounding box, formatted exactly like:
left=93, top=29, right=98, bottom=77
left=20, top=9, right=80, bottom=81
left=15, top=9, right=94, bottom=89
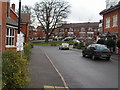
left=0, top=1, right=7, bottom=52
left=21, top=13, right=31, bottom=43
left=100, top=2, right=120, bottom=54
left=0, top=1, right=30, bottom=53
left=32, top=22, right=99, bottom=43
left=59, top=22, right=99, bottom=43
left=100, top=2, right=120, bottom=40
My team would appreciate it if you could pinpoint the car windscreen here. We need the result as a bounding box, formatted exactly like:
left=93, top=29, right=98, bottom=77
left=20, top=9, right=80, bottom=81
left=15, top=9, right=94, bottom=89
left=96, top=45, right=108, bottom=50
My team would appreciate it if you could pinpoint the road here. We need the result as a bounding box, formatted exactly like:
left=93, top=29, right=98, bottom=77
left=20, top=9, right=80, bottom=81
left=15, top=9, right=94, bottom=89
left=42, top=46, right=118, bottom=88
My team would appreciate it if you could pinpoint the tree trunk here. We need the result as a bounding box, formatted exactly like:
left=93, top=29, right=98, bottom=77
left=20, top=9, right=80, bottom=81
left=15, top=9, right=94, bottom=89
left=45, top=34, right=49, bottom=43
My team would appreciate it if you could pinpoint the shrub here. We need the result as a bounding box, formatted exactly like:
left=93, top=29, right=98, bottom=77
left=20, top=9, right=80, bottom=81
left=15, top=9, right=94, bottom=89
left=24, top=43, right=32, bottom=59
left=97, top=39, right=105, bottom=44
left=50, top=43, right=57, bottom=46
left=2, top=50, right=29, bottom=89
left=105, top=39, right=116, bottom=48
left=74, top=42, right=84, bottom=49
left=117, top=40, right=120, bottom=48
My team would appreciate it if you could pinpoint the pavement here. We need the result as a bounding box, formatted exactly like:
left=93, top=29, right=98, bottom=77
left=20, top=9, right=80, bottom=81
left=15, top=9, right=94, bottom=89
left=26, top=46, right=66, bottom=89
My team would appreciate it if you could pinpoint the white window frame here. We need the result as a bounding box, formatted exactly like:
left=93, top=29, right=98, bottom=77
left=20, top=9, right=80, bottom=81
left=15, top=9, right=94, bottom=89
left=106, top=17, right=110, bottom=28
left=113, top=15, right=118, bottom=27
left=87, top=32, right=94, bottom=37
left=6, top=27, right=15, bottom=47
left=81, top=27, right=85, bottom=32
left=88, top=27, right=93, bottom=31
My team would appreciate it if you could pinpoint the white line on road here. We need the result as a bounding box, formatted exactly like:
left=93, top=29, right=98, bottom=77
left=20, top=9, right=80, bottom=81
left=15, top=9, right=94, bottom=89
left=43, top=49, right=69, bottom=90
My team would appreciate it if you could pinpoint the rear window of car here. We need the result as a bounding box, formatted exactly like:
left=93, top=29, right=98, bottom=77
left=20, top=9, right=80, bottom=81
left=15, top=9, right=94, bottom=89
left=96, top=45, right=108, bottom=50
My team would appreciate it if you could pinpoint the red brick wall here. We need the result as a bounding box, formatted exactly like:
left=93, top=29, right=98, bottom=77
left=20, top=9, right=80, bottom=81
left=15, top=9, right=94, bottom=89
left=0, top=2, right=7, bottom=52
left=103, top=9, right=119, bottom=40
left=10, top=9, right=18, bottom=22
left=21, top=24, right=29, bottom=43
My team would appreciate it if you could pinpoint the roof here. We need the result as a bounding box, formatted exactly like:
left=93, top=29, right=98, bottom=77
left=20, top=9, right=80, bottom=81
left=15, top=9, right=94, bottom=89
left=6, top=17, right=18, bottom=27
left=100, top=2, right=120, bottom=15
left=61, top=22, right=99, bottom=29
left=21, top=13, right=31, bottom=24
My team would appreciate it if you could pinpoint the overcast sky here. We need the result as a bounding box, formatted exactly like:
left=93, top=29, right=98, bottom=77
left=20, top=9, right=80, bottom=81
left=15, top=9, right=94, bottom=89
left=11, top=0, right=106, bottom=23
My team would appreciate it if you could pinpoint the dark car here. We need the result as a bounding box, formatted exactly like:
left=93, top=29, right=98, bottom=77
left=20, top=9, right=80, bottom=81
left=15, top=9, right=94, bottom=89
left=82, top=44, right=112, bottom=60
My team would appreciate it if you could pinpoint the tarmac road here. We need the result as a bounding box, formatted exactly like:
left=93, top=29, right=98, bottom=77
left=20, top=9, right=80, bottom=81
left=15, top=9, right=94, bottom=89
left=42, top=46, right=118, bottom=88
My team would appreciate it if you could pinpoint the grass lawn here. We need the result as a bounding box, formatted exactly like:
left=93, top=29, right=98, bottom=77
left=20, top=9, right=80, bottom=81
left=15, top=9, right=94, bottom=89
left=31, top=40, right=74, bottom=46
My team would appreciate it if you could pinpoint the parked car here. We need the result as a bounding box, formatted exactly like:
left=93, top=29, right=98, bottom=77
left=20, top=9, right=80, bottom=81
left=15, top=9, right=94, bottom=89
left=82, top=44, right=112, bottom=60
left=59, top=43, right=69, bottom=50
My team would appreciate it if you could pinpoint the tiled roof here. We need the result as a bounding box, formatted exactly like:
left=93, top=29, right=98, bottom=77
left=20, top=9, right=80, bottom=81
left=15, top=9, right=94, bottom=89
left=61, top=22, right=99, bottom=29
left=100, top=2, right=120, bottom=15
left=21, top=13, right=31, bottom=24
left=6, top=17, right=18, bottom=27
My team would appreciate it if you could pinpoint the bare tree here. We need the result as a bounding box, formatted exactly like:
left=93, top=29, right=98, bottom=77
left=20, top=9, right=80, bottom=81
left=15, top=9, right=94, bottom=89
left=21, top=5, right=35, bottom=24
left=33, top=0, right=70, bottom=42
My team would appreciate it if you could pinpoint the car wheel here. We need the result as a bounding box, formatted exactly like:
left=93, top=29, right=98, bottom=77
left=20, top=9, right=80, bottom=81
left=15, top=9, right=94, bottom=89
left=106, top=57, right=110, bottom=61
left=92, top=55, right=96, bottom=60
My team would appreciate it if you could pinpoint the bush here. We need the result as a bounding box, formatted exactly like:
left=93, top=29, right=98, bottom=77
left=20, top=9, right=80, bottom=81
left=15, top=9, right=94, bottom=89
left=73, top=42, right=84, bottom=49
left=2, top=50, right=29, bottom=89
left=97, top=39, right=105, bottom=44
left=50, top=43, right=57, bottom=46
left=24, top=43, right=32, bottom=60
left=105, top=39, right=116, bottom=48
left=117, top=40, right=120, bottom=48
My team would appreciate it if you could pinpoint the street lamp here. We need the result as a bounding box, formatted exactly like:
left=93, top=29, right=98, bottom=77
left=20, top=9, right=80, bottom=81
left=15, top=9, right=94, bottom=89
left=18, top=0, right=21, bottom=34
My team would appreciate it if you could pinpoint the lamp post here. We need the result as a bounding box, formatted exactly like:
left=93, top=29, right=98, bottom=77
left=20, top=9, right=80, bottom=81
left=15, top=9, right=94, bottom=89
left=17, top=0, right=23, bottom=52
left=18, top=0, right=21, bottom=34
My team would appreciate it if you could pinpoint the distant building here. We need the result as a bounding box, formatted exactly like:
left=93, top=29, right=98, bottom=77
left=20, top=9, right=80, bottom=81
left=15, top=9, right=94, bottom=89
left=59, top=22, right=99, bottom=43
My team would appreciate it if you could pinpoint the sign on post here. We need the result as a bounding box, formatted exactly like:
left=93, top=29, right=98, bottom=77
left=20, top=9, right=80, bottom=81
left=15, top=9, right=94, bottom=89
left=16, top=34, right=24, bottom=51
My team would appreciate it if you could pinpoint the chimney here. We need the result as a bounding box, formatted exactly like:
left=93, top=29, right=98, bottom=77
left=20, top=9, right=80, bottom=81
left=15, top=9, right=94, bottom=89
left=12, top=3, right=15, bottom=11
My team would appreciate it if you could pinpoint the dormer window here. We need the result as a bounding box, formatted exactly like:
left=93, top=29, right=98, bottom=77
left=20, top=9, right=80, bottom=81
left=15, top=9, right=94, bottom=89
left=81, top=27, right=85, bottom=32
left=69, top=28, right=73, bottom=32
left=88, top=27, right=93, bottom=31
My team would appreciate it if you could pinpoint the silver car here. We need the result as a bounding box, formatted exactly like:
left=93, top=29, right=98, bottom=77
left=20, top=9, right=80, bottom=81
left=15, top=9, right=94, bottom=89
left=59, top=43, right=69, bottom=50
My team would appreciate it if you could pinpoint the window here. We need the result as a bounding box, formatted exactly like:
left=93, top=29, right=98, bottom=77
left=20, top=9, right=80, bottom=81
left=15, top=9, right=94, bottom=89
left=6, top=28, right=15, bottom=46
left=106, top=17, right=110, bottom=28
left=87, top=32, right=94, bottom=37
left=60, top=28, right=64, bottom=32
left=88, top=27, right=93, bottom=31
left=69, top=28, right=73, bottom=32
left=113, top=15, right=118, bottom=27
left=81, top=27, right=85, bottom=32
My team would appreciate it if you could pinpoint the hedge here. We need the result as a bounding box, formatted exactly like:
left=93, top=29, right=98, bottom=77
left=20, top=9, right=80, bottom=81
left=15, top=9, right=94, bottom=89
left=2, top=44, right=31, bottom=89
